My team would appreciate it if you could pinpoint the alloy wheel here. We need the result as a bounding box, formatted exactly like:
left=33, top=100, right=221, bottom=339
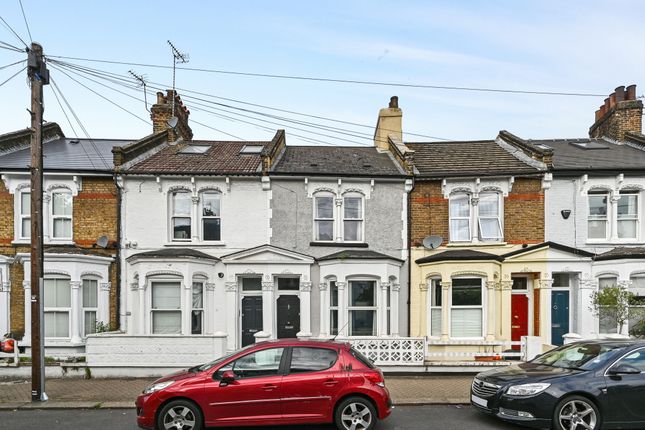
left=340, top=401, right=373, bottom=430
left=162, top=405, right=197, bottom=430
left=558, top=399, right=597, bottom=430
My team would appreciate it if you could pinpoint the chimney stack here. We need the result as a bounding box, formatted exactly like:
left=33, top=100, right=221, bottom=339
left=590, top=84, right=642, bottom=141
left=374, top=96, right=402, bottom=150
left=150, top=90, right=193, bottom=142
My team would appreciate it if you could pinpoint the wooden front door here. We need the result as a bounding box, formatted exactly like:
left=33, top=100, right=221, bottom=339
left=511, top=294, right=529, bottom=350
left=241, top=296, right=263, bottom=347
left=277, top=295, right=300, bottom=339
left=551, top=291, right=570, bottom=346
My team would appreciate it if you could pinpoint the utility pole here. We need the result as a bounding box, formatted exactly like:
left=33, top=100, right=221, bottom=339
left=27, top=42, right=49, bottom=402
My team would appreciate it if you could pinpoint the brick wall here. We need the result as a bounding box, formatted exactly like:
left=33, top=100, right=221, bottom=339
left=589, top=100, right=643, bottom=141
left=410, top=177, right=544, bottom=246
left=73, top=177, right=118, bottom=246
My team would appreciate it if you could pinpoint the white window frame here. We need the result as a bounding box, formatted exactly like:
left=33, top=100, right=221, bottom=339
left=449, top=277, right=484, bottom=339
left=477, top=192, right=503, bottom=242
left=597, top=277, right=619, bottom=334
left=150, top=280, right=183, bottom=334
left=191, top=280, right=204, bottom=335
left=617, top=192, right=639, bottom=240
left=428, top=278, right=443, bottom=338
left=200, top=191, right=222, bottom=242
left=51, top=189, right=73, bottom=240
left=18, top=190, right=31, bottom=240
left=449, top=193, right=471, bottom=242
left=342, top=194, right=364, bottom=242
left=347, top=279, right=378, bottom=336
left=313, top=193, right=335, bottom=242
left=629, top=276, right=645, bottom=334
left=170, top=190, right=192, bottom=242
left=587, top=191, right=610, bottom=241
left=329, top=280, right=339, bottom=336
left=82, top=278, right=99, bottom=338
left=43, top=277, right=71, bottom=339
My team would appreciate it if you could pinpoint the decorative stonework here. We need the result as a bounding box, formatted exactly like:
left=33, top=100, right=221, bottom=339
left=130, top=282, right=140, bottom=291
left=419, top=283, right=429, bottom=292
left=485, top=281, right=498, bottom=290
left=538, top=279, right=553, bottom=290
left=22, top=280, right=30, bottom=289
left=100, top=282, right=112, bottom=292
left=0, top=282, right=10, bottom=292
left=81, top=271, right=103, bottom=279
left=501, top=281, right=513, bottom=291
left=441, top=282, right=452, bottom=290
left=380, top=282, right=390, bottom=290
left=391, top=283, right=401, bottom=292
left=299, top=282, right=312, bottom=293
left=225, top=282, right=237, bottom=292
left=336, top=281, right=346, bottom=290
left=44, top=269, right=70, bottom=277
left=261, top=282, right=274, bottom=291
left=205, top=283, right=216, bottom=291
left=70, top=281, right=81, bottom=289
left=319, top=282, right=328, bottom=291
left=579, top=279, right=596, bottom=290
left=146, top=270, right=183, bottom=278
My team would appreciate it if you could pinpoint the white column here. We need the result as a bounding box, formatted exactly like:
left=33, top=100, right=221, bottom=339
left=471, top=196, right=480, bottom=244
left=335, top=197, right=343, bottom=242
left=23, top=281, right=31, bottom=344
left=138, top=282, right=146, bottom=334
left=390, top=283, right=400, bottom=337
left=540, top=278, right=554, bottom=343
left=261, top=281, right=274, bottom=338
left=98, top=282, right=111, bottom=326
left=485, top=281, right=497, bottom=341
left=610, top=193, right=620, bottom=242
left=225, top=282, right=237, bottom=350
left=191, top=195, right=200, bottom=242
left=183, top=282, right=192, bottom=335
left=205, top=282, right=216, bottom=334
left=0, top=282, right=11, bottom=336
left=70, top=281, right=82, bottom=344
left=42, top=194, right=51, bottom=242
left=379, top=281, right=389, bottom=336
left=297, top=282, right=312, bottom=338
left=319, top=282, right=329, bottom=337
left=337, top=281, right=347, bottom=336
left=440, top=281, right=451, bottom=340
left=128, top=281, right=139, bottom=335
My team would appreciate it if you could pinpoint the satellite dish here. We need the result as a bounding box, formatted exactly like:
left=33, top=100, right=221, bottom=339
left=96, top=235, right=109, bottom=248
left=422, top=236, right=443, bottom=249
left=167, top=116, right=179, bottom=128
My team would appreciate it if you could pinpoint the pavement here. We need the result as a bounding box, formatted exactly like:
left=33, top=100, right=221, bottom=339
left=0, top=374, right=475, bottom=410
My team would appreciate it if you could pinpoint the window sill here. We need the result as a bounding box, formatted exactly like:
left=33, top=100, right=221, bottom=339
left=310, top=242, right=369, bottom=248
left=164, top=241, right=227, bottom=247
left=46, top=240, right=76, bottom=246
left=447, top=242, right=507, bottom=248
left=586, top=240, right=644, bottom=246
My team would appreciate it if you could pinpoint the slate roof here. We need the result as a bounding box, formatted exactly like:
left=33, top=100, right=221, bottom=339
left=272, top=146, right=405, bottom=177
left=127, top=248, right=219, bottom=261
left=318, top=249, right=404, bottom=262
left=504, top=241, right=594, bottom=258
left=406, top=140, right=539, bottom=177
left=525, top=138, right=645, bottom=172
left=415, top=249, right=504, bottom=264
left=125, top=140, right=269, bottom=175
left=594, top=247, right=645, bottom=261
left=0, top=137, right=129, bottom=172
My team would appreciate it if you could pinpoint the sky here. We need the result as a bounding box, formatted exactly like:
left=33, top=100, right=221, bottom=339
left=1, top=0, right=644, bottom=147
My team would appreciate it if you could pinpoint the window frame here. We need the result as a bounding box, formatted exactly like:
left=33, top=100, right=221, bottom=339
left=150, top=280, right=183, bottom=334
left=287, top=346, right=338, bottom=374
left=477, top=192, right=503, bottom=242
left=216, top=347, right=286, bottom=380
left=598, top=276, right=619, bottom=334
left=449, top=277, right=484, bottom=339
left=347, top=279, right=378, bottom=336
left=313, top=193, right=335, bottom=242
left=200, top=191, right=222, bottom=242
left=429, top=278, right=443, bottom=338
left=587, top=191, right=610, bottom=241
left=191, top=280, right=204, bottom=335
left=342, top=194, right=364, bottom=243
left=43, top=277, right=72, bottom=339
left=329, top=280, right=339, bottom=336
left=18, top=190, right=31, bottom=240
left=170, top=190, right=192, bottom=242
left=51, top=189, right=73, bottom=240
left=81, top=278, right=99, bottom=338
left=449, top=193, right=472, bottom=242
left=617, top=191, right=639, bottom=240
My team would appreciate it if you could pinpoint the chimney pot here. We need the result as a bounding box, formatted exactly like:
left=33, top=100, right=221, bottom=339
left=156, top=92, right=165, bottom=104
left=609, top=93, right=616, bottom=108
left=626, top=84, right=637, bottom=100
left=615, top=86, right=625, bottom=102
left=389, top=96, right=399, bottom=109
left=604, top=98, right=610, bottom=110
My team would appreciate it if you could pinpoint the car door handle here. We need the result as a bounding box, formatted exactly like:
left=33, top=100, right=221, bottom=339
left=324, top=379, right=339, bottom=386
left=262, top=384, right=278, bottom=391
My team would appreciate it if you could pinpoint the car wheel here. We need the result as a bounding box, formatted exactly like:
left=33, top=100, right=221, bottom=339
left=553, top=395, right=600, bottom=430
left=156, top=399, right=203, bottom=430
left=335, top=396, right=377, bottom=430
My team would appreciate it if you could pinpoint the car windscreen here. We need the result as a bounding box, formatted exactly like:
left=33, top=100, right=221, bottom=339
left=532, top=343, right=628, bottom=370
left=194, top=343, right=256, bottom=372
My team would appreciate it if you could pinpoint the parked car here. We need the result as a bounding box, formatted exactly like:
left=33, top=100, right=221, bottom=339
left=136, top=339, right=392, bottom=430
left=471, top=340, right=645, bottom=429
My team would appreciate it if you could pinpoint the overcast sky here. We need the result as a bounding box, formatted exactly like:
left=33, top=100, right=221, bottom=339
left=1, top=1, right=644, bottom=146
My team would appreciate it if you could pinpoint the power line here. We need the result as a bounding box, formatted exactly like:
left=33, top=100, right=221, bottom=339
left=0, top=59, right=25, bottom=70
left=0, top=40, right=23, bottom=51
left=17, top=0, right=32, bottom=43
left=45, top=54, right=607, bottom=97
left=0, top=14, right=28, bottom=48
left=48, top=80, right=80, bottom=141
left=0, top=65, right=25, bottom=88
left=189, top=119, right=245, bottom=140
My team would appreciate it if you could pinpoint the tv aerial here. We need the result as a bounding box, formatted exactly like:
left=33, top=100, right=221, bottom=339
left=422, top=236, right=443, bottom=249
left=167, top=40, right=189, bottom=125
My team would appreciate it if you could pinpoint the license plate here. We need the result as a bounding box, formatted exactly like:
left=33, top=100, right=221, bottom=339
left=471, top=394, right=488, bottom=408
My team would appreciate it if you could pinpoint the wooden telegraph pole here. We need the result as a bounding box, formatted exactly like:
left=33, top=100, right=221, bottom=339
left=27, top=42, right=48, bottom=402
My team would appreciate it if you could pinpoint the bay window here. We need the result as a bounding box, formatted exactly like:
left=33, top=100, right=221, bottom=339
left=171, top=191, right=191, bottom=241
left=82, top=279, right=98, bottom=336
left=330, top=280, right=338, bottom=336
left=430, top=279, right=442, bottom=337
left=191, top=281, right=204, bottom=334
left=151, top=281, right=182, bottom=334
left=201, top=192, right=221, bottom=241
left=348, top=280, right=376, bottom=336
left=450, top=278, right=483, bottom=338
left=629, top=276, right=645, bottom=333
left=343, top=196, right=363, bottom=242
left=449, top=193, right=471, bottom=242
left=478, top=193, right=502, bottom=241
left=44, top=278, right=71, bottom=338
left=52, top=191, right=72, bottom=239
left=598, top=277, right=618, bottom=334
left=314, top=195, right=334, bottom=241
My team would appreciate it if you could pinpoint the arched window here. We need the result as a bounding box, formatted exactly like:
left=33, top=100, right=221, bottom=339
left=478, top=192, right=502, bottom=241
left=200, top=191, right=221, bottom=241
left=314, top=192, right=335, bottom=241
left=19, top=190, right=30, bottom=239
left=44, top=276, right=71, bottom=338
left=343, top=194, right=364, bottom=242
left=82, top=278, right=99, bottom=337
left=449, top=193, right=471, bottom=242
left=51, top=189, right=73, bottom=239
left=171, top=190, right=191, bottom=241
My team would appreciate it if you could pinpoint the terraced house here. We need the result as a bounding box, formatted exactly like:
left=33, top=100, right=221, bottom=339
left=0, top=123, right=122, bottom=356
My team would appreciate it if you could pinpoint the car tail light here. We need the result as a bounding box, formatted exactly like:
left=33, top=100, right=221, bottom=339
left=365, top=370, right=385, bottom=387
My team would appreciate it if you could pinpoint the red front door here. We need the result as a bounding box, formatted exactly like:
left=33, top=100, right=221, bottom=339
left=511, top=294, right=529, bottom=350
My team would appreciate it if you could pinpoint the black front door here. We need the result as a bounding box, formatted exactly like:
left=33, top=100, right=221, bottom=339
left=277, top=295, right=300, bottom=339
left=241, top=296, right=263, bottom=347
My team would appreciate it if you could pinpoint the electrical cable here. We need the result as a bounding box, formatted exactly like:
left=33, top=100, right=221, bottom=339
left=17, top=0, right=33, bottom=43
left=0, top=40, right=23, bottom=51
left=0, top=65, right=25, bottom=88
left=0, top=14, right=28, bottom=48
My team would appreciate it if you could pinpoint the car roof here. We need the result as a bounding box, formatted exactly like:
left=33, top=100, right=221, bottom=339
left=571, top=339, right=645, bottom=348
left=252, top=338, right=350, bottom=350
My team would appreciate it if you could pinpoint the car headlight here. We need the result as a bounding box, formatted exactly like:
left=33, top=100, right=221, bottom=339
left=143, top=380, right=175, bottom=394
left=507, top=383, right=550, bottom=396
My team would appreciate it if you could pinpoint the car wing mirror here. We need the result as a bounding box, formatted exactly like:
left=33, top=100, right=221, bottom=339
left=219, top=370, right=236, bottom=386
left=608, top=364, right=642, bottom=375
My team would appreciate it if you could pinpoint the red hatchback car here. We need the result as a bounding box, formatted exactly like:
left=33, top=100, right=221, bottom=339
left=136, top=339, right=393, bottom=430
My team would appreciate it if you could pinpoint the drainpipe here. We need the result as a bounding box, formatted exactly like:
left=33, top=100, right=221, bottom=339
left=114, top=173, right=122, bottom=331
left=407, top=178, right=415, bottom=336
